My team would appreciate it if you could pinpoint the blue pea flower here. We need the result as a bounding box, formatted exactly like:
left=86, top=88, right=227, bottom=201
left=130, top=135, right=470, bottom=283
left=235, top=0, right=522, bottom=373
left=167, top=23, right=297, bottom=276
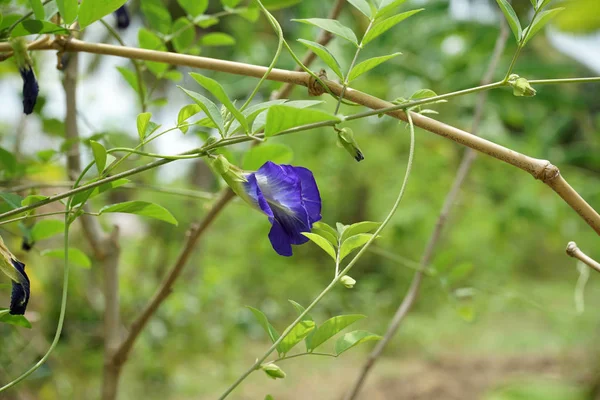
left=114, top=5, right=130, bottom=29
left=0, top=238, right=30, bottom=315
left=20, top=67, right=39, bottom=115
left=212, top=156, right=322, bottom=256
left=244, top=162, right=322, bottom=256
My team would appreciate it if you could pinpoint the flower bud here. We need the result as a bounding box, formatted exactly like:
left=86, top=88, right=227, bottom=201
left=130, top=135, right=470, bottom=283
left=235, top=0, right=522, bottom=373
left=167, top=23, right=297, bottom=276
left=340, top=275, right=356, bottom=288
left=261, top=363, right=286, bottom=379
left=11, top=38, right=39, bottom=115
left=337, top=128, right=364, bottom=162
left=114, top=5, right=130, bottom=29
left=508, top=74, right=536, bottom=97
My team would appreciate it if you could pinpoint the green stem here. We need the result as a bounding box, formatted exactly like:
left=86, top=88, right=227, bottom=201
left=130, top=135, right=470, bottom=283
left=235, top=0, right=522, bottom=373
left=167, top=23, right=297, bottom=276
left=0, top=211, right=73, bottom=227
left=334, top=19, right=374, bottom=115
left=529, top=77, right=600, bottom=85
left=0, top=215, right=71, bottom=392
left=218, top=108, right=417, bottom=400
left=239, top=1, right=283, bottom=113
left=504, top=7, right=542, bottom=81
left=273, top=352, right=337, bottom=363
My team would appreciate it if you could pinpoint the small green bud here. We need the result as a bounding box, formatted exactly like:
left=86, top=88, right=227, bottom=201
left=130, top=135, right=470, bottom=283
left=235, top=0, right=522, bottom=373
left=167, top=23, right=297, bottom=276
left=508, top=74, right=536, bottom=97
left=337, top=128, right=364, bottom=162
left=261, top=363, right=286, bottom=380
left=340, top=275, right=356, bottom=288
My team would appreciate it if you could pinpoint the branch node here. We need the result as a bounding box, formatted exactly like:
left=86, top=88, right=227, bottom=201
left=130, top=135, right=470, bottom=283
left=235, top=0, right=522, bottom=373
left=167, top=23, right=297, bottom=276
left=566, top=241, right=578, bottom=256
left=308, top=69, right=328, bottom=97
left=534, top=161, right=560, bottom=183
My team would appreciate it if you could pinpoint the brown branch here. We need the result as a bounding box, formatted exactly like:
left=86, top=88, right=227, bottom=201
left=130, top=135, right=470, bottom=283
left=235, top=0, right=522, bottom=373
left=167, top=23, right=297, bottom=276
left=343, top=20, right=511, bottom=400
left=566, top=242, right=600, bottom=273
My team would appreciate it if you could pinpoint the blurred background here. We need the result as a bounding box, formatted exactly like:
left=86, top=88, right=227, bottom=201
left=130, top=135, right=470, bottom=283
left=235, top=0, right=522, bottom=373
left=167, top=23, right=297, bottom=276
left=1, top=0, right=600, bottom=399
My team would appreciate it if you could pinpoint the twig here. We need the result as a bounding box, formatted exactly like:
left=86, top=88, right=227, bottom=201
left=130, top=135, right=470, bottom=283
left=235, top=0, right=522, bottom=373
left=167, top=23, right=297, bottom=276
left=109, top=189, right=235, bottom=367
left=343, top=19, right=511, bottom=400
left=566, top=242, right=600, bottom=273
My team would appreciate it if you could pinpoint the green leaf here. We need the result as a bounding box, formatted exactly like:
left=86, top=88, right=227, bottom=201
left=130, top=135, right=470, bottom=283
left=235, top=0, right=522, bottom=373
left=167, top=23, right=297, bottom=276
left=136, top=112, right=152, bottom=141
left=100, top=201, right=178, bottom=225
left=78, top=0, right=127, bottom=28
left=189, top=73, right=249, bottom=133
left=265, top=105, right=340, bottom=137
left=56, top=0, right=78, bottom=24
left=265, top=395, right=274, bottom=400
left=292, top=18, right=358, bottom=46
left=495, top=0, right=522, bottom=42
left=297, top=39, right=343, bottom=80
left=279, top=320, right=315, bottom=355
left=90, top=140, right=107, bottom=175
left=375, top=0, right=409, bottom=20
left=308, top=315, right=366, bottom=351
left=339, top=233, right=374, bottom=261
left=116, top=66, right=145, bottom=97
left=348, top=0, right=372, bottom=18
left=179, top=87, right=225, bottom=135
left=242, top=144, right=293, bottom=170
left=341, top=221, right=381, bottom=241
left=21, top=195, right=48, bottom=207
left=288, top=299, right=309, bottom=317
left=200, top=32, right=236, bottom=46
left=177, top=104, right=201, bottom=133
left=363, top=9, right=423, bottom=45
left=31, top=219, right=65, bottom=242
left=70, top=179, right=130, bottom=207
left=312, top=222, right=339, bottom=241
left=537, top=0, right=552, bottom=10
left=0, top=309, right=32, bottom=328
left=336, top=222, right=347, bottom=235
left=138, top=28, right=168, bottom=76
left=41, top=248, right=91, bottom=268
left=301, top=233, right=337, bottom=260
left=522, top=8, right=564, bottom=45
left=0, top=192, right=23, bottom=209
left=178, top=0, right=208, bottom=16
left=334, top=330, right=381, bottom=355
left=246, top=306, right=280, bottom=344
left=311, top=228, right=337, bottom=248
left=348, top=52, right=401, bottom=82
left=29, top=0, right=45, bottom=20
left=11, top=20, right=69, bottom=37
left=141, top=0, right=172, bottom=34
left=171, top=17, right=195, bottom=53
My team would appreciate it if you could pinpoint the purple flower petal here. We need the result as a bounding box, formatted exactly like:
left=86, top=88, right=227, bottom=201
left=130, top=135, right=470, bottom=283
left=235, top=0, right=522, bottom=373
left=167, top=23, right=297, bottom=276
left=244, top=173, right=273, bottom=219
left=292, top=166, right=321, bottom=224
left=268, top=220, right=293, bottom=256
